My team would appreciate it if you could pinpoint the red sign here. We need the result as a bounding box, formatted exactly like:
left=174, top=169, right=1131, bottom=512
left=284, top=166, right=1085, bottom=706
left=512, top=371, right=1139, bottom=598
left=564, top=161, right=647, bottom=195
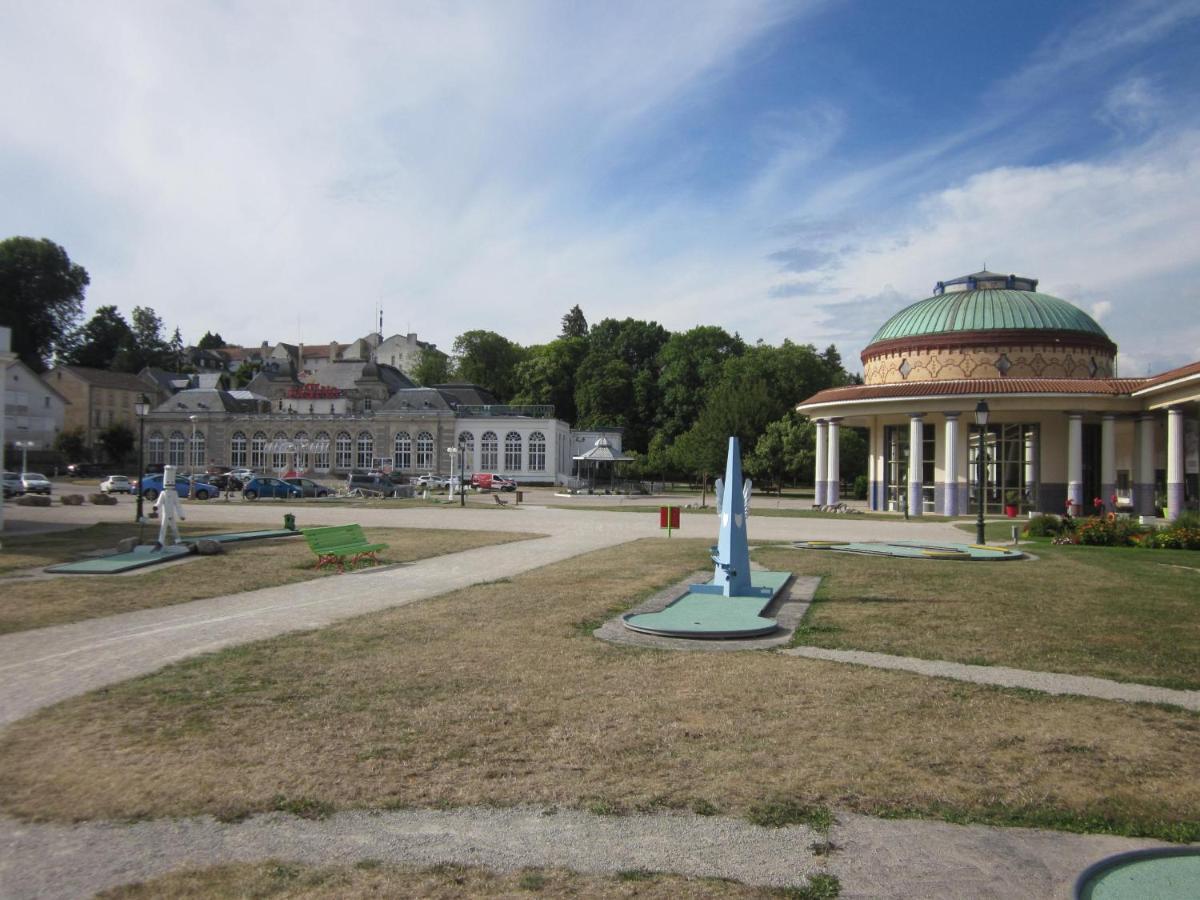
left=287, top=384, right=343, bottom=399
left=659, top=505, right=680, bottom=533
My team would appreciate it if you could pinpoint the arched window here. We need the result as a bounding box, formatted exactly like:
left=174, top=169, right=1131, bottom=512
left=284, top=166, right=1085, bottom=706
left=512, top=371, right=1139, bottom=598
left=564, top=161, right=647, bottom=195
left=458, top=431, right=474, bottom=455
left=272, top=432, right=289, bottom=470
left=191, top=430, right=206, bottom=468
left=168, top=431, right=186, bottom=467
left=356, top=431, right=374, bottom=469
left=394, top=432, right=412, bottom=470
left=481, top=431, right=498, bottom=470
left=504, top=431, right=522, bottom=471
left=416, top=431, right=434, bottom=469
left=230, top=432, right=247, bottom=468
left=527, top=431, right=546, bottom=471
left=312, top=431, right=331, bottom=471
left=251, top=432, right=267, bottom=468
left=293, top=431, right=309, bottom=471
left=148, top=432, right=165, bottom=465
left=335, top=432, right=353, bottom=469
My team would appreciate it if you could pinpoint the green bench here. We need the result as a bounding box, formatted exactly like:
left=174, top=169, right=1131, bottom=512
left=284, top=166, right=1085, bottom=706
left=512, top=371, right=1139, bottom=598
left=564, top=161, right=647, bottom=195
left=304, top=524, right=388, bottom=572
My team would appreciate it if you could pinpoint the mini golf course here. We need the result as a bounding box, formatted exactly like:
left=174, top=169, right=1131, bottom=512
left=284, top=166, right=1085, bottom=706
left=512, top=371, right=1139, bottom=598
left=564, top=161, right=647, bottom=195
left=1075, top=847, right=1200, bottom=899
left=44, top=529, right=301, bottom=575
left=793, top=539, right=1025, bottom=561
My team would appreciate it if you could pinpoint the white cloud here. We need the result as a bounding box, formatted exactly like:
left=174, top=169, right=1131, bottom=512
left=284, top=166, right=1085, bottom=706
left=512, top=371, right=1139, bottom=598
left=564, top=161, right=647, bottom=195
left=1099, top=76, right=1168, bottom=134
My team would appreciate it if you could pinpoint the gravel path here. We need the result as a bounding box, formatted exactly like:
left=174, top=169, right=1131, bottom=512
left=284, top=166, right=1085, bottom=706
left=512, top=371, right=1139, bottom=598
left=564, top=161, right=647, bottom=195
left=783, top=646, right=1200, bottom=711
left=0, top=805, right=1173, bottom=900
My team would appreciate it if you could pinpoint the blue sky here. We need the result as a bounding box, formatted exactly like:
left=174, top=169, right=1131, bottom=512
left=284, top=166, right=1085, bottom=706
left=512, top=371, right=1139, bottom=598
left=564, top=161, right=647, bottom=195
left=2, top=0, right=1199, bottom=375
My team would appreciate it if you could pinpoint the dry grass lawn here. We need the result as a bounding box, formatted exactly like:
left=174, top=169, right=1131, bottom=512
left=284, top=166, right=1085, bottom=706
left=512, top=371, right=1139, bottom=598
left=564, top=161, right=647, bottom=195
left=97, top=861, right=813, bottom=899
left=0, top=538, right=1197, bottom=841
left=754, top=544, right=1200, bottom=689
left=0, top=523, right=533, bottom=634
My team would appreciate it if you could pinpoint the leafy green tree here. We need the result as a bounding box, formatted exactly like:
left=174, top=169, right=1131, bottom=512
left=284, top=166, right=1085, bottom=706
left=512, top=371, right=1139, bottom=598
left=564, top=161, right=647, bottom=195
left=0, top=236, right=89, bottom=371
left=451, top=330, right=526, bottom=401
left=232, top=359, right=262, bottom=388
left=60, top=305, right=133, bottom=370
left=412, top=348, right=453, bottom=386
left=574, top=317, right=668, bottom=451
left=113, top=306, right=171, bottom=372
left=560, top=304, right=588, bottom=338
left=511, top=336, right=587, bottom=422
left=671, top=375, right=774, bottom=503
left=196, top=331, right=225, bottom=350
left=97, top=422, right=136, bottom=464
left=747, top=413, right=812, bottom=495
left=168, top=327, right=189, bottom=371
left=53, top=427, right=88, bottom=462
left=655, top=325, right=745, bottom=442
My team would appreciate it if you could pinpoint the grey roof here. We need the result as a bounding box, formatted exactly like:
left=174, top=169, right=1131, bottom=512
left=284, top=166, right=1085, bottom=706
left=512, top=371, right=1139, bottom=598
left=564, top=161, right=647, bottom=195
left=573, top=436, right=633, bottom=462
left=304, top=360, right=414, bottom=392
left=432, top=383, right=498, bottom=406
left=154, top=388, right=266, bottom=414
left=381, top=387, right=455, bottom=412
left=53, top=366, right=158, bottom=393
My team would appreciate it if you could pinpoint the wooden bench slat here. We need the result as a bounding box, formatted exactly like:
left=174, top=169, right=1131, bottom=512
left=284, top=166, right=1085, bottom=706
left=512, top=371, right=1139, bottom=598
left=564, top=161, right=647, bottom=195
left=303, top=524, right=388, bottom=572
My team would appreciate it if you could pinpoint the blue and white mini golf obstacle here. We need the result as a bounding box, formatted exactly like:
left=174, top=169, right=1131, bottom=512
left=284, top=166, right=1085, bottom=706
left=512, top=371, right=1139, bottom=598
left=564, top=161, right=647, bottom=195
left=623, top=436, right=791, bottom=639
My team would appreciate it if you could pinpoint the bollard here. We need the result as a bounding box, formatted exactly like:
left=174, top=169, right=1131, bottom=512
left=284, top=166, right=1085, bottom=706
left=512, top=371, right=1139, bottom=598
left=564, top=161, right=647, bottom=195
left=1011, top=524, right=1019, bottom=545
left=284, top=513, right=296, bottom=531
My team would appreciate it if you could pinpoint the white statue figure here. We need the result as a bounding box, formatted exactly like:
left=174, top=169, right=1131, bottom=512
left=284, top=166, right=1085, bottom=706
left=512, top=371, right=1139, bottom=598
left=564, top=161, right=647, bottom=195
left=154, top=464, right=186, bottom=547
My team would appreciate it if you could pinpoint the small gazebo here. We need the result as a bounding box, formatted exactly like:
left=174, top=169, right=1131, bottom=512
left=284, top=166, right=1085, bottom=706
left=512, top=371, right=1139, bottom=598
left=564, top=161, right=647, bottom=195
left=573, top=436, right=633, bottom=492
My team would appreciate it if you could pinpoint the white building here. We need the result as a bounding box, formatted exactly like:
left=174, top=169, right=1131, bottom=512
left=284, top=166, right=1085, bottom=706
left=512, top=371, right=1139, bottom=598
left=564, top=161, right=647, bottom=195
left=5, top=358, right=69, bottom=451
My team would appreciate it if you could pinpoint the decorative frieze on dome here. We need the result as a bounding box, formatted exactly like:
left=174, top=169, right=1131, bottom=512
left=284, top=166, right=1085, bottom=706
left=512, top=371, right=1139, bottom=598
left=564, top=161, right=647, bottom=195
left=865, top=344, right=1115, bottom=385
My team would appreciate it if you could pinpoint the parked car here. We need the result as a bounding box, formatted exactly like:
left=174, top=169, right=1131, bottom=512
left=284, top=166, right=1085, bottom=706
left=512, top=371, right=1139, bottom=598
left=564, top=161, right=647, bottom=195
left=66, top=462, right=105, bottom=477
left=283, top=477, right=331, bottom=498
left=138, top=473, right=218, bottom=501
left=99, top=475, right=133, bottom=494
left=470, top=472, right=517, bottom=492
left=242, top=476, right=303, bottom=500
left=228, top=468, right=256, bottom=484
left=20, top=472, right=52, bottom=494
left=2, top=471, right=24, bottom=498
left=347, top=472, right=404, bottom=497
left=413, top=474, right=450, bottom=488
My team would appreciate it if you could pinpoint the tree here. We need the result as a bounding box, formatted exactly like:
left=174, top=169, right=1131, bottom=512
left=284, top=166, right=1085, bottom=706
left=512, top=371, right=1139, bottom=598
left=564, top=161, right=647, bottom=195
left=97, top=422, right=135, bottom=464
left=573, top=317, right=668, bottom=451
left=54, top=427, right=88, bottom=462
left=168, top=327, right=188, bottom=371
left=560, top=304, right=588, bottom=338
left=232, top=359, right=262, bottom=388
left=451, top=330, right=526, bottom=401
left=511, top=336, right=587, bottom=423
left=671, top=375, right=773, bottom=503
left=196, top=331, right=225, bottom=350
left=0, top=236, right=88, bottom=371
left=114, top=306, right=171, bottom=371
left=60, top=305, right=133, bottom=370
left=655, top=325, right=745, bottom=442
left=747, top=413, right=811, bottom=495
left=412, top=348, right=452, bottom=386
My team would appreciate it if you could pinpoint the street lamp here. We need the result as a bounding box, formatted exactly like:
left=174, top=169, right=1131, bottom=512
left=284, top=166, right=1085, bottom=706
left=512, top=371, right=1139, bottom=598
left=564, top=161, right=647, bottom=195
left=188, top=414, right=198, bottom=500
left=14, top=439, right=35, bottom=475
left=134, top=395, right=150, bottom=522
left=975, top=400, right=990, bottom=545
left=447, top=445, right=464, bottom=507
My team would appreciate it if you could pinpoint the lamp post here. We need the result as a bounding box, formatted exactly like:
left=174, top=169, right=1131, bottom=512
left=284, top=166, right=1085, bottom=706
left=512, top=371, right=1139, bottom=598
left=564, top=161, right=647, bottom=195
left=187, top=414, right=198, bottom=500
left=447, top=445, right=464, bottom=507
left=975, top=400, right=990, bottom=545
left=14, top=439, right=35, bottom=475
left=134, top=395, right=150, bottom=522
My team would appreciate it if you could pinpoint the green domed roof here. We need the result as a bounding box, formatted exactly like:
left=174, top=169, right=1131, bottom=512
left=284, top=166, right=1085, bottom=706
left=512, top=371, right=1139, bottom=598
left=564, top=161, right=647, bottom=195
left=869, top=289, right=1110, bottom=346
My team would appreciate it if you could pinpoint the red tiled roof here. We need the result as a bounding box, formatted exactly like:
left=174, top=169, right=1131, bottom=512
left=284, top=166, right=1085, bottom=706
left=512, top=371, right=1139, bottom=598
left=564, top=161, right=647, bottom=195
left=1134, top=360, right=1200, bottom=392
left=798, top=377, right=1150, bottom=407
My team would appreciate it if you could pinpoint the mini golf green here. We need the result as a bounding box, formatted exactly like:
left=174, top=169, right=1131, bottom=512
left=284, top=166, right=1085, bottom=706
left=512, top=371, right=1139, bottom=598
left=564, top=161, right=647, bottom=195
left=622, top=571, right=791, bottom=638
left=44, top=529, right=302, bottom=575
left=793, top=540, right=1024, bottom=561
left=1075, top=848, right=1200, bottom=899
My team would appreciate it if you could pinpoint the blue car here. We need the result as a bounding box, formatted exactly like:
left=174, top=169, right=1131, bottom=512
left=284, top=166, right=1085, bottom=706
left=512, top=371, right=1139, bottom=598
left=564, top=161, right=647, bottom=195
left=242, top=476, right=303, bottom=500
left=139, top=474, right=218, bottom=501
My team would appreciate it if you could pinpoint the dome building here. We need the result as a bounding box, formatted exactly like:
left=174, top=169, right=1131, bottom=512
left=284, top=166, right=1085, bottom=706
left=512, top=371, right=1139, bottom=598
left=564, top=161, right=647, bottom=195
left=796, top=271, right=1199, bottom=520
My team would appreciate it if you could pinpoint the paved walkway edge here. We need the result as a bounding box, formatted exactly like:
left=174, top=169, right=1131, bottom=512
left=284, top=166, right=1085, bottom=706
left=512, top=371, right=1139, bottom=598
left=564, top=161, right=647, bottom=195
left=782, top=646, right=1200, bottom=711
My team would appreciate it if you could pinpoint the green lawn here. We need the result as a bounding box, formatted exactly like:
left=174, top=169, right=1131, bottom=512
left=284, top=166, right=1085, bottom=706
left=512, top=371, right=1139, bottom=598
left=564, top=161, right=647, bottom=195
left=756, top=542, right=1200, bottom=689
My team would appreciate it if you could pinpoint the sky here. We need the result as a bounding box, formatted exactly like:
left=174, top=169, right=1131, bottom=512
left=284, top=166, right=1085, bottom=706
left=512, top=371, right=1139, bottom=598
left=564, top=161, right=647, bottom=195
left=2, top=0, right=1199, bottom=376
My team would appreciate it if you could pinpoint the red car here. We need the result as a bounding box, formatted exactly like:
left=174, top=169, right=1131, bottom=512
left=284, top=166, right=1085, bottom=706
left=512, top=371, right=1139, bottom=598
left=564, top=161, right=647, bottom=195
left=470, top=472, right=517, bottom=492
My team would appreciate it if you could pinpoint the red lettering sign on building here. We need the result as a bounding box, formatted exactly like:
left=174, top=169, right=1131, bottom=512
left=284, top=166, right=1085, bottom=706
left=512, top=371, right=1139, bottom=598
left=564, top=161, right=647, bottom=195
left=287, top=384, right=344, bottom=399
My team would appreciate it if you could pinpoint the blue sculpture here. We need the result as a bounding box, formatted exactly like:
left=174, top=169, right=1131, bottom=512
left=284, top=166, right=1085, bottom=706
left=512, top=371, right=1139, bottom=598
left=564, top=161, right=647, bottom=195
left=622, top=435, right=789, bottom=638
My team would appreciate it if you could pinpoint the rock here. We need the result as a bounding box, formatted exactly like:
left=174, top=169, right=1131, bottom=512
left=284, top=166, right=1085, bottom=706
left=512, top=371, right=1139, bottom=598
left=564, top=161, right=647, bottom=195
left=60, top=494, right=86, bottom=506
left=116, top=537, right=138, bottom=553
left=194, top=539, right=224, bottom=556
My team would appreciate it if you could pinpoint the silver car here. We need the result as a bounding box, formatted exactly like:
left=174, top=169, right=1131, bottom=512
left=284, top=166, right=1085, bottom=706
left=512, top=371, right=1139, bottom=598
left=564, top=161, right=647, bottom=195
left=2, top=471, right=23, bottom=498
left=20, top=472, right=52, bottom=494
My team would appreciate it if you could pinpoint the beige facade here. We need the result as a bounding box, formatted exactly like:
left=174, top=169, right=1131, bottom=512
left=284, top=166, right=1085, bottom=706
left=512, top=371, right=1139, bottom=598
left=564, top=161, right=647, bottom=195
left=46, top=366, right=162, bottom=454
left=864, top=342, right=1116, bottom=384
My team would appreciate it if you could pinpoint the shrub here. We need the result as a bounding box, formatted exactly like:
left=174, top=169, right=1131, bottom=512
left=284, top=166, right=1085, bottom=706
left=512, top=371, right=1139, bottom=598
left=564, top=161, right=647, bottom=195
left=852, top=474, right=868, bottom=501
left=1075, top=517, right=1145, bottom=547
left=1023, top=514, right=1063, bottom=538
left=1145, top=524, right=1200, bottom=550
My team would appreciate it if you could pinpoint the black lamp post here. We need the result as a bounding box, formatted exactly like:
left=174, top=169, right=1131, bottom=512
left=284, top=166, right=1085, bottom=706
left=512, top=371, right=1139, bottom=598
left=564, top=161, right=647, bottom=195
left=134, top=394, right=150, bottom=522
left=975, top=399, right=990, bottom=545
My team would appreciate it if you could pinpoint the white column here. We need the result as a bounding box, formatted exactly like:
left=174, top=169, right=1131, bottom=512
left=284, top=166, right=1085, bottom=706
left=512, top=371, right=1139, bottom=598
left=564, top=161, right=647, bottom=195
left=814, top=419, right=828, bottom=507
left=1024, top=426, right=1039, bottom=511
left=1135, top=414, right=1156, bottom=516
left=1067, top=413, right=1083, bottom=514
left=827, top=418, right=841, bottom=505
left=908, top=413, right=924, bottom=516
left=1100, top=414, right=1116, bottom=512
left=943, top=414, right=959, bottom=517
left=1167, top=406, right=1185, bottom=521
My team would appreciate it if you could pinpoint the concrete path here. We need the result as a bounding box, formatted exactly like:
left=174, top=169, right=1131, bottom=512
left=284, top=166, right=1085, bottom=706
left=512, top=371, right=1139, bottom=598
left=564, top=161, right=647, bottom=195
left=783, top=647, right=1200, bottom=711
left=0, top=805, right=1173, bottom=900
